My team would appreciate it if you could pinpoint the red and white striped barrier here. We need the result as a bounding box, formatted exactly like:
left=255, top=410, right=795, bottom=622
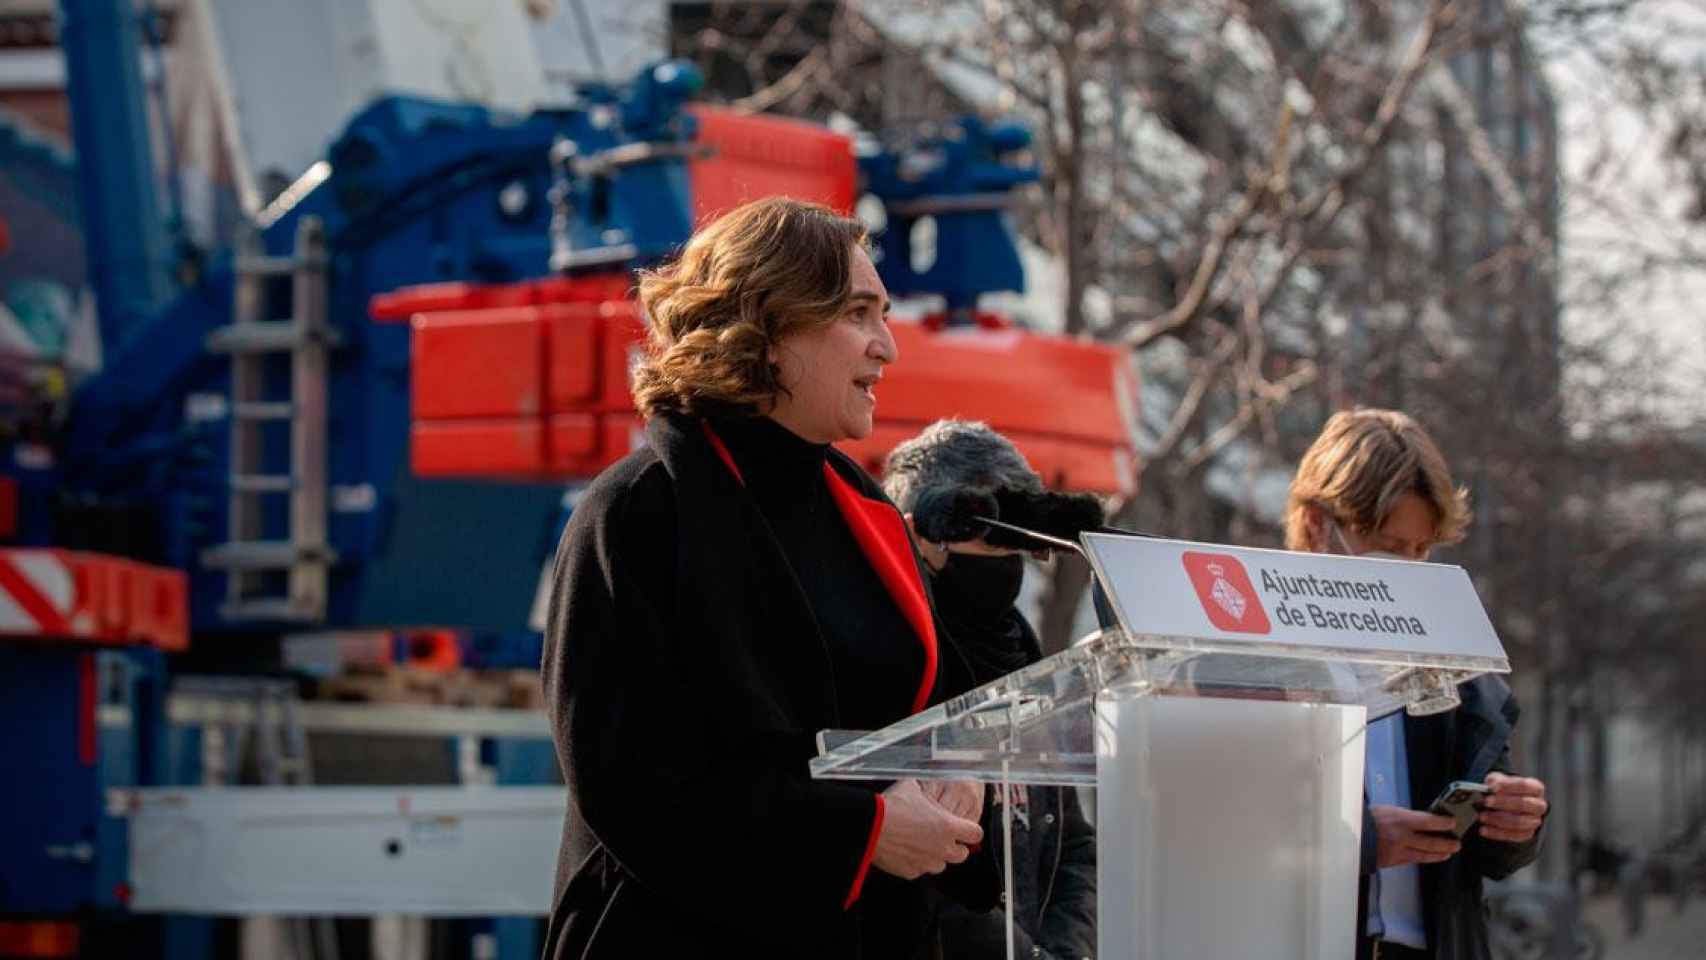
left=0, top=548, right=188, bottom=652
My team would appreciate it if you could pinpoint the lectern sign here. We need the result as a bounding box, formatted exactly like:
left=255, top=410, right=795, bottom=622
left=1083, top=533, right=1507, bottom=667
left=814, top=532, right=1516, bottom=960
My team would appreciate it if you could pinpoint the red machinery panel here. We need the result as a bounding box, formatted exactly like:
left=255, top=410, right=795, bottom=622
left=412, top=419, right=547, bottom=476
left=688, top=106, right=859, bottom=221
left=399, top=277, right=651, bottom=478
left=389, top=277, right=1139, bottom=494
left=411, top=307, right=545, bottom=419
left=879, top=321, right=1135, bottom=451
left=591, top=303, right=646, bottom=412
left=129, top=562, right=189, bottom=653
left=545, top=304, right=601, bottom=410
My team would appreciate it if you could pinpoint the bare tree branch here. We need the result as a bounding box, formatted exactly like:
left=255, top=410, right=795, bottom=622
left=1174, top=359, right=1319, bottom=476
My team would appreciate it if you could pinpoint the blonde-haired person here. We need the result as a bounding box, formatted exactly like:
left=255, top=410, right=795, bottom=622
left=540, top=197, right=991, bottom=960
left=1285, top=408, right=1470, bottom=558
left=1287, top=409, right=1547, bottom=960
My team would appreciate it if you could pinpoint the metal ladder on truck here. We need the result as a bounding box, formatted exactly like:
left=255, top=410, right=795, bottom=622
left=202, top=216, right=338, bottom=622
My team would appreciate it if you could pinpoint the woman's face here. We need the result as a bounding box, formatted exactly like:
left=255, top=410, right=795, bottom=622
left=767, top=246, right=897, bottom=443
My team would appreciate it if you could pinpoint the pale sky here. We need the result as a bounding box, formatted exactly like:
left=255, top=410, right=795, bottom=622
left=1543, top=0, right=1706, bottom=424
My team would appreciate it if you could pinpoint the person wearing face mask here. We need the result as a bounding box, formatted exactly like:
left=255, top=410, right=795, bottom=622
left=883, top=420, right=1100, bottom=960
left=1286, top=409, right=1548, bottom=960
left=539, top=199, right=993, bottom=960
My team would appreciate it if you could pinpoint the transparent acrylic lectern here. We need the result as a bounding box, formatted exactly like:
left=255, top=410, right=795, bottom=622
left=812, top=532, right=1511, bottom=960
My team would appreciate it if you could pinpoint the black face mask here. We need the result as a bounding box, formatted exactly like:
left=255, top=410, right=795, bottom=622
left=931, top=553, right=1025, bottom=630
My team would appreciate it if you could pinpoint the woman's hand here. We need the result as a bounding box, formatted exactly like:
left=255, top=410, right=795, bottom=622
left=921, top=779, right=984, bottom=821
left=873, top=780, right=985, bottom=880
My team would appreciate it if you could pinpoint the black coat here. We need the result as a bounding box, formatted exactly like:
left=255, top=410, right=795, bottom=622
left=540, top=413, right=993, bottom=959
left=936, top=612, right=1097, bottom=960
left=1355, top=675, right=1543, bottom=960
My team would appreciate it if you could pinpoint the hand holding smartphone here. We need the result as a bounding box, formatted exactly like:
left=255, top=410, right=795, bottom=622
left=1427, top=780, right=1491, bottom=838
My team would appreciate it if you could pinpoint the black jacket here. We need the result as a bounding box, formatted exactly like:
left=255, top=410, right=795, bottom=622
left=1355, top=675, right=1542, bottom=960
left=540, top=413, right=993, bottom=959
left=937, top=612, right=1097, bottom=960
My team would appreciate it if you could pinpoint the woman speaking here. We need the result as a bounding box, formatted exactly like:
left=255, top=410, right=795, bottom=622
left=540, top=197, right=989, bottom=958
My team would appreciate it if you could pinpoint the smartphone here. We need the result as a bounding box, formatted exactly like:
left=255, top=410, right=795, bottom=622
left=1427, top=780, right=1491, bottom=838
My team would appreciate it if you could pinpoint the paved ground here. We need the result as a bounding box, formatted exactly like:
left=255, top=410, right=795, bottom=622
left=1584, top=892, right=1706, bottom=960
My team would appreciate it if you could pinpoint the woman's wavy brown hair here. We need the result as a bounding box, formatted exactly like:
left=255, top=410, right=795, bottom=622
left=631, top=196, right=869, bottom=418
